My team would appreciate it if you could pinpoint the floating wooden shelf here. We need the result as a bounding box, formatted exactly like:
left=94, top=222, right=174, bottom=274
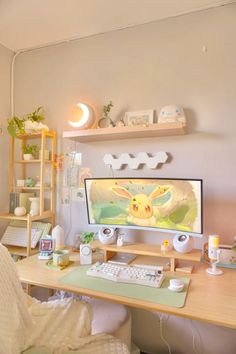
left=92, top=240, right=201, bottom=272
left=63, top=122, right=186, bottom=142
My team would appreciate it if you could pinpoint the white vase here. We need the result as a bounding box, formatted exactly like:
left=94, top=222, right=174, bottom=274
left=52, top=225, right=65, bottom=250
left=29, top=197, right=40, bottom=216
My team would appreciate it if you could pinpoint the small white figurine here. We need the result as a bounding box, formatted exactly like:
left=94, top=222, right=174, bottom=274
left=117, top=235, right=124, bottom=247
left=158, top=105, right=186, bottom=124
left=115, top=119, right=125, bottom=127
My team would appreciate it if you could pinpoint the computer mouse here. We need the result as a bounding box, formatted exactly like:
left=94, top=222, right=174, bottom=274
left=168, top=278, right=185, bottom=292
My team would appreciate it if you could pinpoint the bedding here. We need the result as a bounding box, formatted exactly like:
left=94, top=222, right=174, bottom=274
left=0, top=243, right=129, bottom=354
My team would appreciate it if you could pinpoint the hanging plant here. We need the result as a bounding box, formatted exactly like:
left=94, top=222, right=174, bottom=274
left=7, top=106, right=45, bottom=137
left=7, top=116, right=25, bottom=137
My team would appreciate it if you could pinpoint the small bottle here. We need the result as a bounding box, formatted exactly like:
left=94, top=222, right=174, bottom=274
left=52, top=225, right=65, bottom=250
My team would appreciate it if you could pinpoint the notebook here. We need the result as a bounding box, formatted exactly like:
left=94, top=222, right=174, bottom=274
left=9, top=220, right=51, bottom=238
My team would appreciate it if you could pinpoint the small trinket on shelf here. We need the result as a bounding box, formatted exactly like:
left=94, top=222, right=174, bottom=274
left=161, top=240, right=173, bottom=252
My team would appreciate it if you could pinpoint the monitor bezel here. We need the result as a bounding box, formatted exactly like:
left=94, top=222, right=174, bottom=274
left=84, top=177, right=203, bottom=237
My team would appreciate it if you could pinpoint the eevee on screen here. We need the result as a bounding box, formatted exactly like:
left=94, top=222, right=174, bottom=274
left=111, top=185, right=171, bottom=226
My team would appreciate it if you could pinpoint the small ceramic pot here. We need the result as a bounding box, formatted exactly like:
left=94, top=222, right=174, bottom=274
left=23, top=154, right=34, bottom=160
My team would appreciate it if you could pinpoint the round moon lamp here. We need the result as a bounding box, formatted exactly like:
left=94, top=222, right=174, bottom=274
left=68, top=103, right=95, bottom=129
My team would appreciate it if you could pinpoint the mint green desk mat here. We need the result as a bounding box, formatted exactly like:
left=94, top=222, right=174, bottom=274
left=59, top=265, right=190, bottom=308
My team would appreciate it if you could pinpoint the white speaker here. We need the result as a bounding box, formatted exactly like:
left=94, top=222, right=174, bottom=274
left=98, top=227, right=117, bottom=245
left=80, top=244, right=92, bottom=265
left=173, top=234, right=193, bottom=253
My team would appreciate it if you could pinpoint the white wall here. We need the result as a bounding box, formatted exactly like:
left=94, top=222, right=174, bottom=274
left=0, top=43, right=13, bottom=234
left=13, top=3, right=236, bottom=354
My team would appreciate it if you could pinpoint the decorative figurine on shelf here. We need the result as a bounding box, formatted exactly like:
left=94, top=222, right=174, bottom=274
left=117, top=234, right=124, bottom=247
left=115, top=118, right=125, bottom=127
left=158, top=105, right=186, bottom=124
left=29, top=197, right=40, bottom=216
left=98, top=101, right=115, bottom=128
left=161, top=240, right=173, bottom=252
left=24, top=177, right=35, bottom=187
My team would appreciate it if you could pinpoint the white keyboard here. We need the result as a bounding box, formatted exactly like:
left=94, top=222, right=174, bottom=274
left=87, top=262, right=164, bottom=288
left=1, top=226, right=42, bottom=248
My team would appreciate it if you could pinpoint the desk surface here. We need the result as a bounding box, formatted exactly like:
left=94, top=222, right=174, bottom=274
left=16, top=251, right=236, bottom=330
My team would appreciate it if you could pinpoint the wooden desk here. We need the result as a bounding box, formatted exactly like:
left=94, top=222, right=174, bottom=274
left=16, top=251, right=236, bottom=330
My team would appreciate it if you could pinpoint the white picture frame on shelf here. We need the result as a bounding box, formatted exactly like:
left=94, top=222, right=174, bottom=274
left=124, top=110, right=154, bottom=127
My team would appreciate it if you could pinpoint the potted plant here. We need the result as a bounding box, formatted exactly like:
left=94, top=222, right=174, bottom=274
left=7, top=106, right=46, bottom=137
left=22, top=144, right=39, bottom=160
left=26, top=106, right=44, bottom=123
left=98, top=101, right=115, bottom=128
left=80, top=231, right=94, bottom=244
left=7, top=116, right=25, bottom=137
left=79, top=231, right=94, bottom=265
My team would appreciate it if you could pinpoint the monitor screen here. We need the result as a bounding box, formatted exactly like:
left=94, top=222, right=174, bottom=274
left=84, top=178, right=203, bottom=236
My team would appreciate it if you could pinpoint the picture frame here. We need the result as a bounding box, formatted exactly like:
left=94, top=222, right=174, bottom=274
left=39, top=238, right=54, bottom=252
left=124, top=110, right=154, bottom=127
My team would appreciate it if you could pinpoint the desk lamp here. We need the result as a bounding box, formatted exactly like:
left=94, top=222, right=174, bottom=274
left=206, top=235, right=223, bottom=275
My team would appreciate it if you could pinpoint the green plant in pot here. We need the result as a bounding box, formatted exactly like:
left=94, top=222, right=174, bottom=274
left=22, top=144, right=39, bottom=160
left=79, top=231, right=94, bottom=264
left=80, top=231, right=94, bottom=244
left=98, top=101, right=115, bottom=128
left=7, top=106, right=45, bottom=137
left=26, top=106, right=44, bottom=123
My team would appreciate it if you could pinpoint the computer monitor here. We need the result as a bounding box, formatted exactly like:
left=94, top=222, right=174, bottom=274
left=84, top=178, right=203, bottom=237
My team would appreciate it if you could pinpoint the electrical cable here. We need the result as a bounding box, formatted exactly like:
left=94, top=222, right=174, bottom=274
left=190, top=319, right=204, bottom=354
left=159, top=314, right=172, bottom=354
left=109, top=164, right=114, bottom=177
left=64, top=140, right=77, bottom=243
